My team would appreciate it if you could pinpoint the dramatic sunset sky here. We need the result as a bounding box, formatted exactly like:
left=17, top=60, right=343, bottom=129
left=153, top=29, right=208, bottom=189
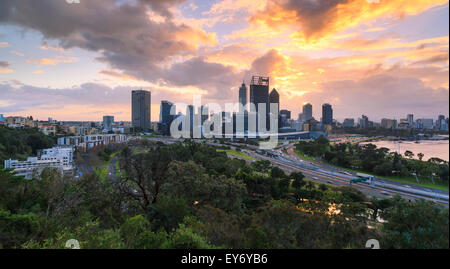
left=0, top=0, right=449, bottom=122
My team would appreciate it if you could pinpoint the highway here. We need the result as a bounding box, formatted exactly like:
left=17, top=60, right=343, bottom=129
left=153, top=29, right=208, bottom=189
left=141, top=137, right=449, bottom=207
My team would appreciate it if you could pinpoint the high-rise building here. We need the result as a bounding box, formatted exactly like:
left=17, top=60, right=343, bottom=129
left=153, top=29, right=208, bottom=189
left=302, top=103, right=313, bottom=121
left=188, top=105, right=194, bottom=137
left=250, top=76, right=269, bottom=113
left=322, top=104, right=333, bottom=125
left=160, top=101, right=175, bottom=124
left=198, top=105, right=209, bottom=124
left=132, top=89, right=151, bottom=130
left=103, top=116, right=114, bottom=132
left=250, top=76, right=270, bottom=132
left=159, top=101, right=176, bottom=136
left=437, top=115, right=446, bottom=130
left=359, top=115, right=369, bottom=129
left=407, top=114, right=414, bottom=127
left=239, top=82, right=247, bottom=112
left=269, top=88, right=280, bottom=129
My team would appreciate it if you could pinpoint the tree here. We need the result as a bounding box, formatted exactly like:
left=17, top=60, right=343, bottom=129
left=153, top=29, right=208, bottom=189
left=161, top=161, right=246, bottom=213
left=270, top=166, right=285, bottom=179
left=381, top=196, right=449, bottom=249
left=417, top=153, right=424, bottom=161
left=118, top=145, right=174, bottom=211
left=161, top=220, right=213, bottom=249
left=290, top=172, right=306, bottom=190
left=404, top=150, right=414, bottom=159
left=0, top=209, right=40, bottom=248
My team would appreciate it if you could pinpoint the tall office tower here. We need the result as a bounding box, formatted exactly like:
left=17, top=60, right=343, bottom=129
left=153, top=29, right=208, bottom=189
left=188, top=105, right=194, bottom=137
left=407, top=114, right=414, bottom=127
left=438, top=115, right=445, bottom=129
left=132, top=89, right=151, bottom=130
left=239, top=82, right=247, bottom=112
left=269, top=88, right=280, bottom=129
left=250, top=76, right=270, bottom=132
left=322, top=103, right=333, bottom=125
left=160, top=101, right=176, bottom=124
left=250, top=76, right=270, bottom=113
left=303, top=103, right=313, bottom=121
left=198, top=105, right=209, bottom=124
left=103, top=115, right=114, bottom=132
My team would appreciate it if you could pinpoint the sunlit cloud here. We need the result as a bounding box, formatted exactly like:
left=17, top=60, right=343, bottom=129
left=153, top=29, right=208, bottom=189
left=10, top=50, right=25, bottom=57
left=26, top=56, right=78, bottom=66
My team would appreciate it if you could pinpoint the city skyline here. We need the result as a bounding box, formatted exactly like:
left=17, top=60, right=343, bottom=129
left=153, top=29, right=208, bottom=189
left=0, top=0, right=449, bottom=122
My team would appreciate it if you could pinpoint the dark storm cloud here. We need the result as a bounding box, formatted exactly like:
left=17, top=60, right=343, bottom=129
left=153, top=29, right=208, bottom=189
left=280, top=0, right=348, bottom=37
left=0, top=0, right=218, bottom=84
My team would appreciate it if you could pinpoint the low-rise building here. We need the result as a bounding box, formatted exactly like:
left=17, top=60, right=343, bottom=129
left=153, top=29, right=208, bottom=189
left=57, top=134, right=128, bottom=150
left=381, top=118, right=397, bottom=129
left=4, top=146, right=75, bottom=179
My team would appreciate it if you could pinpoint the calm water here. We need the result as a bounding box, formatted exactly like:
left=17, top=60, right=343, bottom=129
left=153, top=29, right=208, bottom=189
left=361, top=140, right=449, bottom=162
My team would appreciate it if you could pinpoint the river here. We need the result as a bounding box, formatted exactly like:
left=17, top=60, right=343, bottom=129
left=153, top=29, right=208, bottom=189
left=361, top=140, right=449, bottom=162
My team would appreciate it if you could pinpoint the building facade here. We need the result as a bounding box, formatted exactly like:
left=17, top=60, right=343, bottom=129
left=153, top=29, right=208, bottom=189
left=322, top=104, right=333, bottom=125
left=103, top=115, right=114, bottom=132
left=302, top=103, right=313, bottom=121
left=4, top=146, right=74, bottom=179
left=132, top=89, right=151, bottom=130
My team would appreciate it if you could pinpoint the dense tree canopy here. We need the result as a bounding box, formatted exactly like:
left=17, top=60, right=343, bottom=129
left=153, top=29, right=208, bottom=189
left=0, top=140, right=448, bottom=249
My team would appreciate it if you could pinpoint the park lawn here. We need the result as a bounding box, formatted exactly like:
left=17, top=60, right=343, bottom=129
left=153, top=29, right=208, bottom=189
left=94, top=167, right=108, bottom=184
left=293, top=149, right=317, bottom=162
left=217, top=149, right=258, bottom=161
left=115, top=160, right=121, bottom=178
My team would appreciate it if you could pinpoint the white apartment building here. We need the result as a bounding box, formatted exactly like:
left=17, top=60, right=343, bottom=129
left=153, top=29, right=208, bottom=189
left=57, top=134, right=128, bottom=150
left=4, top=146, right=75, bottom=180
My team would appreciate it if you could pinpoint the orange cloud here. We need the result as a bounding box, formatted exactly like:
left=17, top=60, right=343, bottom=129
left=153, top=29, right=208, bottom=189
left=0, top=69, right=14, bottom=74
left=250, top=0, right=448, bottom=43
left=26, top=56, right=78, bottom=66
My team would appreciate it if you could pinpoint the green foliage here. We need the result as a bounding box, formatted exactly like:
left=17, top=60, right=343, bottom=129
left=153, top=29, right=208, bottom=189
left=0, top=140, right=447, bottom=249
left=0, top=209, right=40, bottom=248
left=295, top=138, right=449, bottom=183
left=381, top=196, right=449, bottom=249
left=0, top=126, right=55, bottom=164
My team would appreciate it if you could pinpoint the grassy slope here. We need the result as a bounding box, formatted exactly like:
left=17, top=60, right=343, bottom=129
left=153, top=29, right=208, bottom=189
left=216, top=149, right=258, bottom=161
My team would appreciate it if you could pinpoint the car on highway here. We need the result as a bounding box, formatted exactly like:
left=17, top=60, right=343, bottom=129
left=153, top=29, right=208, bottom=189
left=380, top=191, right=390, bottom=196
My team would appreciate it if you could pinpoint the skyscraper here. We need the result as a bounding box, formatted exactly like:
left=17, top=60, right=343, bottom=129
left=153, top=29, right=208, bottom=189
left=132, top=89, right=151, bottom=130
left=250, top=76, right=270, bottom=131
left=407, top=114, right=414, bottom=127
left=239, top=82, right=247, bottom=112
left=269, top=88, right=280, bottom=129
left=303, top=103, right=313, bottom=121
left=322, top=103, right=333, bottom=125
left=250, top=76, right=269, bottom=113
left=160, top=100, right=175, bottom=124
